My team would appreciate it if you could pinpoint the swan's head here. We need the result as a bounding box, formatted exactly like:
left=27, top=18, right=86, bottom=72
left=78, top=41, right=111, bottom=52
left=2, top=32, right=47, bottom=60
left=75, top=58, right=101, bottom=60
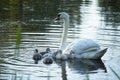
left=55, top=12, right=69, bottom=20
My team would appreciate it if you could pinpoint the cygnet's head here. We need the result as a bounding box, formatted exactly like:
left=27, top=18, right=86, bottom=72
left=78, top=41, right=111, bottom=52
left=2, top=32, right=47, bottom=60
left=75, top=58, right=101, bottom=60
left=57, top=50, right=62, bottom=54
left=55, top=12, right=69, bottom=20
left=55, top=50, right=63, bottom=60
left=69, top=51, right=75, bottom=59
left=46, top=48, right=50, bottom=53
left=34, top=49, right=38, bottom=53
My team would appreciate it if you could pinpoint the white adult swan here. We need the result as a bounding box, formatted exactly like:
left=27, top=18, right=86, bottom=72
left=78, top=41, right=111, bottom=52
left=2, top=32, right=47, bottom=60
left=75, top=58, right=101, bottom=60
left=55, top=12, right=107, bottom=59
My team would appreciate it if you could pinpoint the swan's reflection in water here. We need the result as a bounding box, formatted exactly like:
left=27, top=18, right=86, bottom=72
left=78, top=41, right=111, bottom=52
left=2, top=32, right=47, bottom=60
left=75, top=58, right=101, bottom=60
left=67, top=59, right=107, bottom=74
left=55, top=59, right=106, bottom=80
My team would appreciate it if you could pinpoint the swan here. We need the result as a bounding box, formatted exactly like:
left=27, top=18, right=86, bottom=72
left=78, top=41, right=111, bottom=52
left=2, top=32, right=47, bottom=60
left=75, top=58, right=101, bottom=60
left=33, top=49, right=42, bottom=64
left=55, top=12, right=107, bottom=59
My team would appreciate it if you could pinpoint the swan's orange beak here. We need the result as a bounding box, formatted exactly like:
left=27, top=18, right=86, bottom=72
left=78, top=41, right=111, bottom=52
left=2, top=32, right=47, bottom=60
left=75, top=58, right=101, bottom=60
left=55, top=16, right=60, bottom=20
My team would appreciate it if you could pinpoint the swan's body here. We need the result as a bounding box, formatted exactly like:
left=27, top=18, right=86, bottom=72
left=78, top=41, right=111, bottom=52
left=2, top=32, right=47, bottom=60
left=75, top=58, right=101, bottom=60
left=55, top=12, right=107, bottom=59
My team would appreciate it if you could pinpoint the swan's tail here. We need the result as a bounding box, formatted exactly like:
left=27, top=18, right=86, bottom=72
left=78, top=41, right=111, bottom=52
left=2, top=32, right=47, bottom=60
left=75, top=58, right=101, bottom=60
left=96, top=48, right=108, bottom=59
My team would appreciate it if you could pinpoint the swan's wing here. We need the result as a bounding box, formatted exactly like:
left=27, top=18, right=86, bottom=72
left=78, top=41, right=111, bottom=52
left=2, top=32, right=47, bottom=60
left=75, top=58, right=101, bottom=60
left=64, top=39, right=100, bottom=54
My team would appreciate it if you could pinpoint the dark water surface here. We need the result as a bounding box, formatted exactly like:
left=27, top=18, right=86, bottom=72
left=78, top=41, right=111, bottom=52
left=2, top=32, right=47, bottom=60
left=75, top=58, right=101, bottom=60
left=0, top=0, right=120, bottom=80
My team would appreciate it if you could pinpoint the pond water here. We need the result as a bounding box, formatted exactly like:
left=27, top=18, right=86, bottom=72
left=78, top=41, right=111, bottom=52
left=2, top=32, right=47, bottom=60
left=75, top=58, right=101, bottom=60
left=0, top=0, right=120, bottom=80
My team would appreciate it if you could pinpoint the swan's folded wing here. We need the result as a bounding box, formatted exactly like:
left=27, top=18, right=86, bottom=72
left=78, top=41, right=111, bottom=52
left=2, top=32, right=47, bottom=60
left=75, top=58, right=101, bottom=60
left=64, top=39, right=100, bottom=54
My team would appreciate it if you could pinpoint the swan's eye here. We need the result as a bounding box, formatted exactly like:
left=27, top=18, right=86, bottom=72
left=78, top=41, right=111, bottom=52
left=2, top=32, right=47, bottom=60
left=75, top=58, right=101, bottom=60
left=55, top=14, right=62, bottom=20
left=57, top=14, right=61, bottom=17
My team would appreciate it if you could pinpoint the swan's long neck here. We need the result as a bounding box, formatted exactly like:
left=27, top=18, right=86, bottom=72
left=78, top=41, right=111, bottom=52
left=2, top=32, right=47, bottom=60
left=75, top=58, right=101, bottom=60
left=60, top=17, right=69, bottom=50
